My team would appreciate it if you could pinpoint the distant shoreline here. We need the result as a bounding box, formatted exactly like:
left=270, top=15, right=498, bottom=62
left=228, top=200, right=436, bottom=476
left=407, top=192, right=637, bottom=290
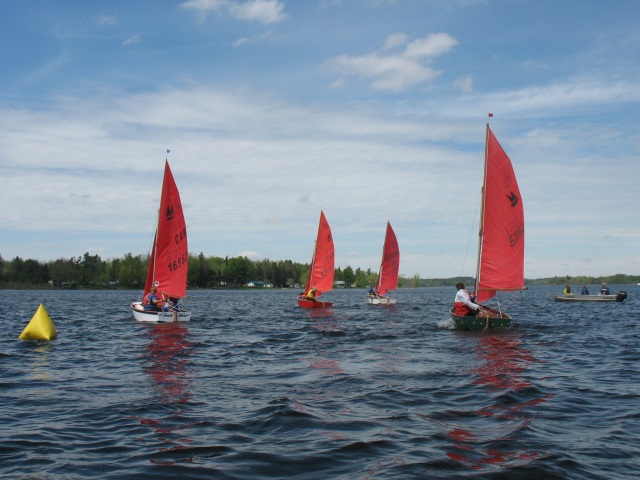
left=2, top=279, right=639, bottom=291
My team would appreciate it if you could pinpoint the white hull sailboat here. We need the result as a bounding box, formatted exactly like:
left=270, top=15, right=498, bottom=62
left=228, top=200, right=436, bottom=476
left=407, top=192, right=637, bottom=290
left=131, top=160, right=191, bottom=322
left=368, top=221, right=400, bottom=305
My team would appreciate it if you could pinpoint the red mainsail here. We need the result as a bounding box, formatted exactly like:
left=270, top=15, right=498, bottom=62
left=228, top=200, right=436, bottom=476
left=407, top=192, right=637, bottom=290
left=304, top=211, right=335, bottom=297
left=143, top=161, right=189, bottom=301
left=476, top=126, right=525, bottom=302
left=375, top=221, right=400, bottom=295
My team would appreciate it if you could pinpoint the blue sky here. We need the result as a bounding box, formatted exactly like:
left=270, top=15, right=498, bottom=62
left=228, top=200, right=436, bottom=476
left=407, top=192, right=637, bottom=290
left=1, top=0, right=640, bottom=279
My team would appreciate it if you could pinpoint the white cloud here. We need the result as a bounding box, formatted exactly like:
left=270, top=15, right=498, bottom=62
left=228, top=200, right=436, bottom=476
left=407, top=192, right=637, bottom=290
left=238, top=250, right=263, bottom=260
left=122, top=35, right=140, bottom=46
left=181, top=0, right=287, bottom=24
left=382, top=33, right=409, bottom=51
left=97, top=13, right=117, bottom=26
left=233, top=37, right=251, bottom=47
left=1, top=77, right=639, bottom=277
left=327, top=33, right=457, bottom=92
left=404, top=33, right=458, bottom=58
left=454, top=74, right=474, bottom=93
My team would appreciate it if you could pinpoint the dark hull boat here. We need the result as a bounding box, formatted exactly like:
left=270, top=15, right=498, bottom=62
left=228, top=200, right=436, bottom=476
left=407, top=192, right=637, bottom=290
left=449, top=123, right=526, bottom=330
left=450, top=306, right=512, bottom=330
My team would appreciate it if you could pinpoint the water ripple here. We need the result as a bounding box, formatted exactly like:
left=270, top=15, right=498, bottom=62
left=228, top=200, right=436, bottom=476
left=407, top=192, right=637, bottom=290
left=1, top=286, right=639, bottom=478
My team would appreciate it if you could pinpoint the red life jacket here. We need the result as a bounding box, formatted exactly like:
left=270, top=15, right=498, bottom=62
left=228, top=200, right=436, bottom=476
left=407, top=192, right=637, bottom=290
left=453, top=302, right=474, bottom=316
left=454, top=289, right=475, bottom=316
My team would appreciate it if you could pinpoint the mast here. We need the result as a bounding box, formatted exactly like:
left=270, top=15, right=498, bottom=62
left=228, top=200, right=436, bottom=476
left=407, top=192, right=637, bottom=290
left=151, top=162, right=168, bottom=289
left=375, top=221, right=389, bottom=292
left=474, top=123, right=490, bottom=296
left=306, top=211, right=322, bottom=293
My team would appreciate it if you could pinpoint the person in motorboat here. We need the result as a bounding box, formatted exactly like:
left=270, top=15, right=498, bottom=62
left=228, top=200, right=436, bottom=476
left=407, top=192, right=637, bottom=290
left=453, top=282, right=481, bottom=316
left=144, top=287, right=169, bottom=311
left=581, top=285, right=590, bottom=295
left=600, top=283, right=610, bottom=295
left=305, top=289, right=317, bottom=302
left=563, top=284, right=572, bottom=294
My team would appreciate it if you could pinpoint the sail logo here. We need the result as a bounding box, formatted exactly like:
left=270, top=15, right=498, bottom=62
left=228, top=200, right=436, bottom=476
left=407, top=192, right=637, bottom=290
left=507, top=191, right=519, bottom=208
left=165, top=205, right=175, bottom=221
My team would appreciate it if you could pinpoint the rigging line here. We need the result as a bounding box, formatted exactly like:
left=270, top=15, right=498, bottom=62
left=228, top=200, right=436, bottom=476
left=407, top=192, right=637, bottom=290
left=460, top=194, right=481, bottom=277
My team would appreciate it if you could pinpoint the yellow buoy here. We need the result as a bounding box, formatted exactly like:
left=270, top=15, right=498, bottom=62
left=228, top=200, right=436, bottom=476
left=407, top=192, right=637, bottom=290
left=19, top=304, right=58, bottom=340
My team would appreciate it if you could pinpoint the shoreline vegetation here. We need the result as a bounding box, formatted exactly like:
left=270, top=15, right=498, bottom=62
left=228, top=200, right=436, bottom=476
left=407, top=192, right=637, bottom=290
left=1, top=252, right=638, bottom=290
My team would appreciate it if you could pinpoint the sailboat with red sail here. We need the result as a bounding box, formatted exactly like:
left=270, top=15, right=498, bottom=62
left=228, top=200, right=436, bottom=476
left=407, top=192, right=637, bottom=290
left=297, top=211, right=335, bottom=308
left=368, top=221, right=399, bottom=305
left=450, top=123, right=526, bottom=329
left=132, top=160, right=191, bottom=322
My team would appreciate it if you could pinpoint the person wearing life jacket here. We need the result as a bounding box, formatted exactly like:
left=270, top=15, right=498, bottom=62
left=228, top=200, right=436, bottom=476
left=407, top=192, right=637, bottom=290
left=563, top=284, right=572, bottom=294
left=305, top=289, right=317, bottom=301
left=144, top=287, right=169, bottom=311
left=600, top=283, right=610, bottom=295
left=454, top=282, right=480, bottom=316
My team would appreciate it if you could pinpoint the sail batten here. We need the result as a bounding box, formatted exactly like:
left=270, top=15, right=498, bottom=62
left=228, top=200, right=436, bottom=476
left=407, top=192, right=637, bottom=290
left=475, top=125, right=525, bottom=303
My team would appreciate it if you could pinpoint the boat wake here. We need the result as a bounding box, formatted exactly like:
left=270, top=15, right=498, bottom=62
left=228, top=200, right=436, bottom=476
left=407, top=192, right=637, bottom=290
left=438, top=317, right=456, bottom=329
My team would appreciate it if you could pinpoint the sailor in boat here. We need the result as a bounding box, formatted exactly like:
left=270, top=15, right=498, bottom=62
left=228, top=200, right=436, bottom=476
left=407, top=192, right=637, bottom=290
left=600, top=283, right=610, bottom=295
left=563, top=285, right=572, bottom=294
left=581, top=285, right=590, bottom=295
left=453, top=282, right=481, bottom=317
left=305, top=289, right=318, bottom=302
left=368, top=284, right=380, bottom=298
left=144, top=287, right=170, bottom=312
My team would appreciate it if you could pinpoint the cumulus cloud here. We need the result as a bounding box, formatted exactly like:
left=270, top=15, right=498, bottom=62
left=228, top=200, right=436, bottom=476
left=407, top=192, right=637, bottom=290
left=327, top=32, right=458, bottom=92
left=181, top=0, right=287, bottom=24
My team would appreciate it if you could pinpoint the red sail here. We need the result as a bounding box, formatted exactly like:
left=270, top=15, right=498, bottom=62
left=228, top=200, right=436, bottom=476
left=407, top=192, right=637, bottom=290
left=476, top=127, right=525, bottom=302
left=376, top=221, right=400, bottom=295
left=144, top=161, right=189, bottom=300
left=305, top=211, right=335, bottom=297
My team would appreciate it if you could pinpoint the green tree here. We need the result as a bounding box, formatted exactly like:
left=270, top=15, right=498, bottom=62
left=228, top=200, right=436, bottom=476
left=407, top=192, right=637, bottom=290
left=225, top=256, right=255, bottom=286
left=342, top=266, right=356, bottom=286
left=118, top=253, right=146, bottom=287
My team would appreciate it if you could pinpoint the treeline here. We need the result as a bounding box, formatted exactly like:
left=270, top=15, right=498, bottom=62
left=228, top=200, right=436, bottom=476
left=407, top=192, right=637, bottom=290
left=525, top=274, right=640, bottom=286
left=1, top=252, right=638, bottom=290
left=0, top=252, right=424, bottom=289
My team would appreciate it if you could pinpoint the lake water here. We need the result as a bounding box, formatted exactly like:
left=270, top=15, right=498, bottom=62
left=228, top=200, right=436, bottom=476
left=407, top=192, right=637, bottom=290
left=1, top=286, right=639, bottom=479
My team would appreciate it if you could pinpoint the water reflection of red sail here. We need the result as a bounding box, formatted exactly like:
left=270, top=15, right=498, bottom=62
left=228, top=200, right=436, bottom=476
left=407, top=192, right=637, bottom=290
left=146, top=323, right=192, bottom=404
left=443, top=334, right=553, bottom=469
left=473, top=336, right=534, bottom=392
left=136, top=323, right=197, bottom=464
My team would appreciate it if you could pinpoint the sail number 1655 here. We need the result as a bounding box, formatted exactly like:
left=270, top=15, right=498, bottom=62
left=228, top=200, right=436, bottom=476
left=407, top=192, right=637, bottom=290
left=168, top=253, right=188, bottom=272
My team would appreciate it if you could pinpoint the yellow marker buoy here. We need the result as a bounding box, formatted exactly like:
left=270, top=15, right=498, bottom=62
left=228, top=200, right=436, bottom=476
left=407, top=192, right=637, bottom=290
left=19, top=304, right=57, bottom=340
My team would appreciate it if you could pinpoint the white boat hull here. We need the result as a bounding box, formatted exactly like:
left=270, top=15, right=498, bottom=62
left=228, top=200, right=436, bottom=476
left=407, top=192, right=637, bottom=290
left=367, top=296, right=397, bottom=305
left=131, top=302, right=191, bottom=322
